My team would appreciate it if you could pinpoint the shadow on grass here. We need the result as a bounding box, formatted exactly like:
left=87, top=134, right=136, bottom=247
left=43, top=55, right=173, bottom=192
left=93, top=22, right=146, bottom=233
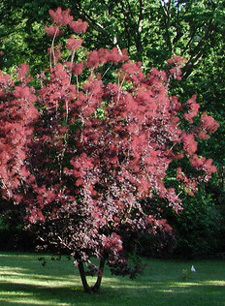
left=0, top=282, right=77, bottom=306
left=0, top=253, right=225, bottom=306
left=1, top=279, right=225, bottom=306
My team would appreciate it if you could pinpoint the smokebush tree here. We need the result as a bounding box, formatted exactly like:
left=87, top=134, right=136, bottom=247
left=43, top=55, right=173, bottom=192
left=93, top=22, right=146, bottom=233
left=0, top=8, right=219, bottom=292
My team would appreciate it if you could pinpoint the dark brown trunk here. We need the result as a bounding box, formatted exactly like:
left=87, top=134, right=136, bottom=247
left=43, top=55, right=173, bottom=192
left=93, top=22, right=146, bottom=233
left=92, top=258, right=105, bottom=292
left=77, top=258, right=106, bottom=293
left=78, top=262, right=91, bottom=293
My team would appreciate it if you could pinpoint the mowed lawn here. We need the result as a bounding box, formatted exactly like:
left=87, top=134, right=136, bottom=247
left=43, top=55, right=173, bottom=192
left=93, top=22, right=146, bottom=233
left=0, top=252, right=225, bottom=306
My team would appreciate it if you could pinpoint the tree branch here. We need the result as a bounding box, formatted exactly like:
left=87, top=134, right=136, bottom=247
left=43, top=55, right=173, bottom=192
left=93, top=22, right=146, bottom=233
left=160, top=0, right=172, bottom=54
left=78, top=261, right=91, bottom=293
left=136, top=0, right=144, bottom=55
left=182, top=19, right=215, bottom=79
left=93, top=258, right=105, bottom=292
left=72, top=0, right=110, bottom=37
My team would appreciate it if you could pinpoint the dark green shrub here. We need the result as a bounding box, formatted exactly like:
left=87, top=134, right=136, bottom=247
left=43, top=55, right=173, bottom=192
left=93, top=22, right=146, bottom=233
left=0, top=200, right=36, bottom=251
left=167, top=188, right=224, bottom=259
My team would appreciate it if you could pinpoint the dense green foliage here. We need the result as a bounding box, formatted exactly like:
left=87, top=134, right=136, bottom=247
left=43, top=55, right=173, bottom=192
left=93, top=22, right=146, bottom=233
left=0, top=202, right=35, bottom=251
left=168, top=190, right=225, bottom=258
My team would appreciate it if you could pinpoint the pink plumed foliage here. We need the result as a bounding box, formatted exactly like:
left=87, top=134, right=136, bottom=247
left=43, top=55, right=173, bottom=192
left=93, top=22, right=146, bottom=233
left=0, top=8, right=219, bottom=282
left=183, top=95, right=200, bottom=123
left=167, top=55, right=186, bottom=80
left=66, top=36, right=83, bottom=52
left=44, top=25, right=64, bottom=37
left=0, top=67, right=38, bottom=199
left=200, top=112, right=220, bottom=134
left=49, top=7, right=73, bottom=26
left=70, top=19, right=88, bottom=34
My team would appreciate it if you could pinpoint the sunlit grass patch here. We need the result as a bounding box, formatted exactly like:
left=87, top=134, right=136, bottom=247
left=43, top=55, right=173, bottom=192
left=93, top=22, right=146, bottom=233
left=0, top=252, right=225, bottom=306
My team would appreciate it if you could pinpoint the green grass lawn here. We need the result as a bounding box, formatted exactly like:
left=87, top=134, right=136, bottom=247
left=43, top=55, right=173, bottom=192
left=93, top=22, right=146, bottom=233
left=0, top=252, right=225, bottom=306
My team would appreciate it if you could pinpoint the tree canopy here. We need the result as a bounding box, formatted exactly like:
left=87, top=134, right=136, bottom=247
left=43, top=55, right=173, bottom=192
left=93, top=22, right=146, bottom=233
left=1, top=0, right=224, bottom=165
left=0, top=7, right=220, bottom=292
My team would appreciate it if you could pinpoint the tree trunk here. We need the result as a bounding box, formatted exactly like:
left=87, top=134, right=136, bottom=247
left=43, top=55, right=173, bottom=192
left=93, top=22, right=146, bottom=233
left=92, top=258, right=105, bottom=292
left=77, top=258, right=106, bottom=293
left=78, top=262, right=92, bottom=293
